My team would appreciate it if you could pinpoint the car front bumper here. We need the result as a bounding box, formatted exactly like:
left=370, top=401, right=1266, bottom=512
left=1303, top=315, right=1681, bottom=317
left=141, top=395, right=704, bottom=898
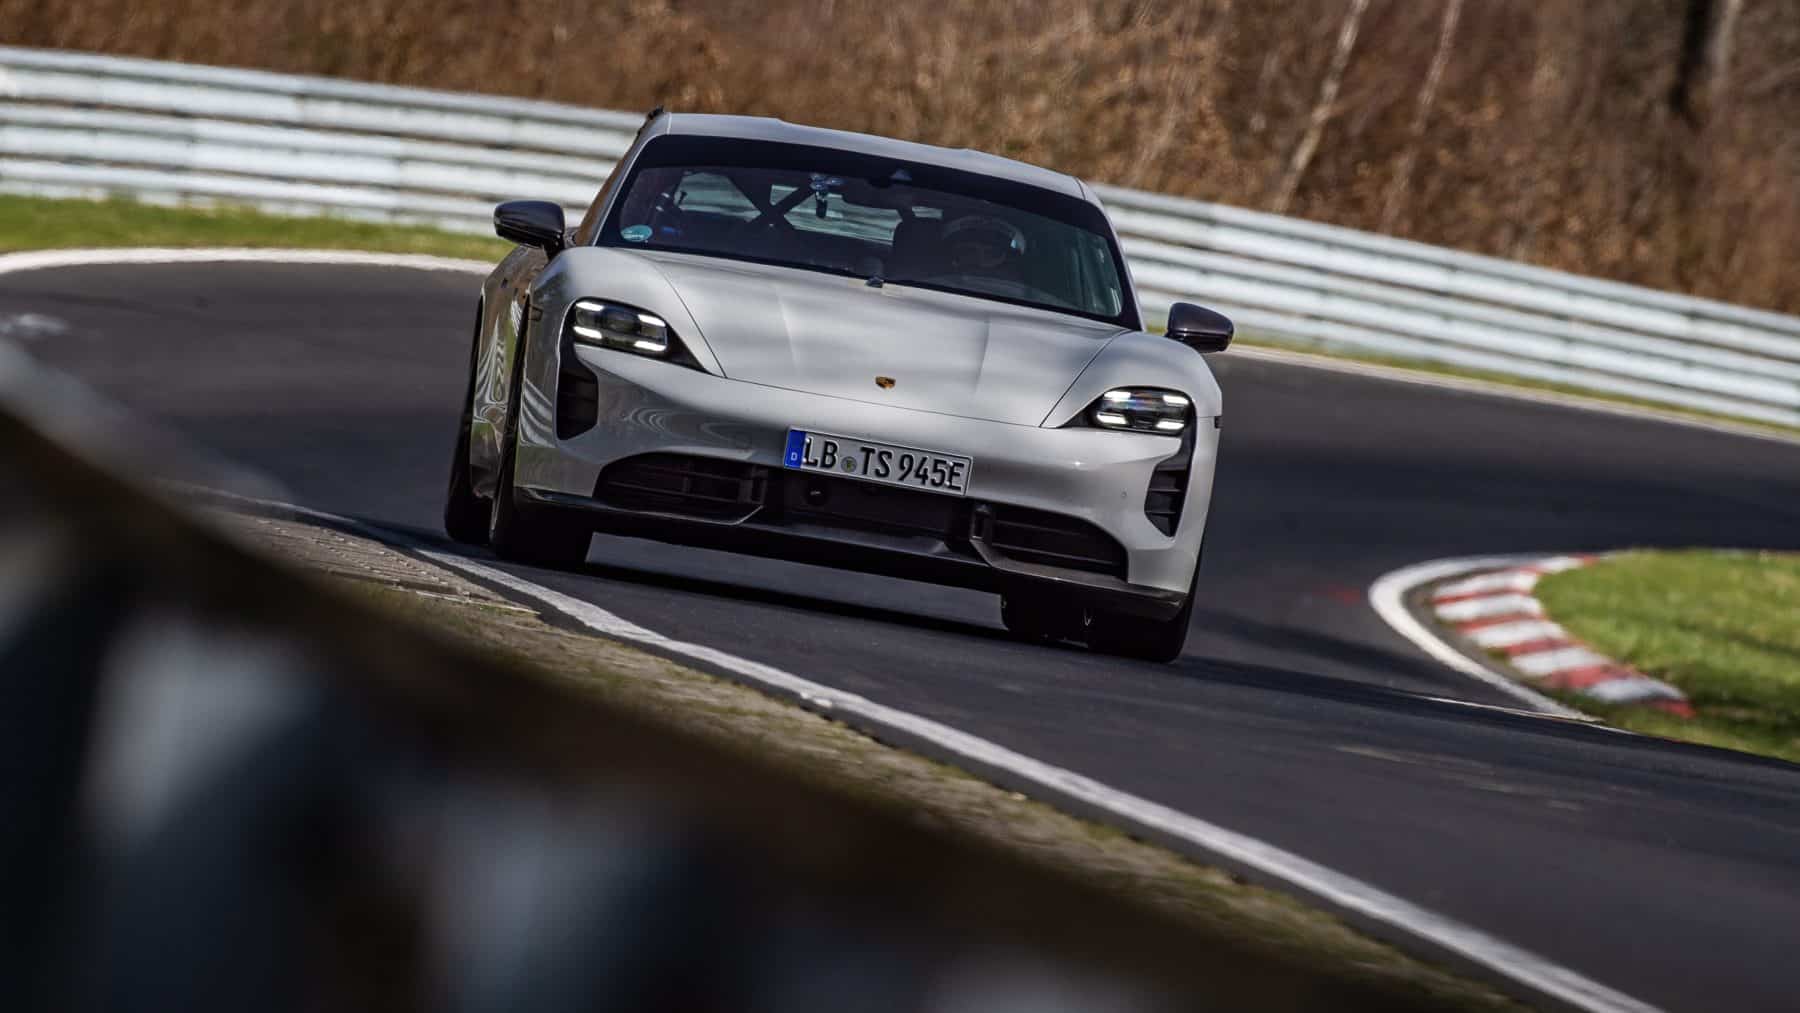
left=514, top=344, right=1217, bottom=615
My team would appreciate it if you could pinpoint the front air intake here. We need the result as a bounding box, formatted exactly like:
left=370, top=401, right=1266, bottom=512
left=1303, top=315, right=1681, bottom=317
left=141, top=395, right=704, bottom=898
left=595, top=454, right=768, bottom=521
left=972, top=504, right=1127, bottom=578
left=1143, top=426, right=1196, bottom=535
left=555, top=361, right=600, bottom=438
left=556, top=328, right=600, bottom=438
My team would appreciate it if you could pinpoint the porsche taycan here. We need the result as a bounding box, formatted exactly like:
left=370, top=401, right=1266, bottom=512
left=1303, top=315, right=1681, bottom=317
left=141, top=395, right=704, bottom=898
left=444, top=112, right=1232, bottom=661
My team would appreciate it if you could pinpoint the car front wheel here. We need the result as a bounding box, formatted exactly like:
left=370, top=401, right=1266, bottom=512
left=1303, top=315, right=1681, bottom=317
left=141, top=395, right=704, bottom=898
left=1083, top=592, right=1195, bottom=663
left=444, top=306, right=491, bottom=546
left=1084, top=556, right=1199, bottom=663
left=443, top=417, right=490, bottom=545
left=487, top=431, right=592, bottom=566
left=485, top=311, right=592, bottom=567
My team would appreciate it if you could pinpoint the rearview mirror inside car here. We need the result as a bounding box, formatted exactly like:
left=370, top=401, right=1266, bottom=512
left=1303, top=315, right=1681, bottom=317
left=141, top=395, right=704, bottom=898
left=494, top=200, right=567, bottom=253
left=1165, top=302, right=1233, bottom=353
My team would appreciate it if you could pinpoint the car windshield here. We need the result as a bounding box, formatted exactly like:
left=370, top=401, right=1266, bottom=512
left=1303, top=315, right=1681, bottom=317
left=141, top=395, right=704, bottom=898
left=597, top=134, right=1136, bottom=327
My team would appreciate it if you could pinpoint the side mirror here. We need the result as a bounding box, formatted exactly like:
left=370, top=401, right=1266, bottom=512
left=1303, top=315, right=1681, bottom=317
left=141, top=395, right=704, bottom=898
left=1165, top=302, right=1233, bottom=353
left=494, top=200, right=566, bottom=253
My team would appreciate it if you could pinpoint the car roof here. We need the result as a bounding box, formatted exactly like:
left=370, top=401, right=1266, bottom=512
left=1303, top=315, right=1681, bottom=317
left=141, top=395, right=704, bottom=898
left=652, top=113, right=1091, bottom=202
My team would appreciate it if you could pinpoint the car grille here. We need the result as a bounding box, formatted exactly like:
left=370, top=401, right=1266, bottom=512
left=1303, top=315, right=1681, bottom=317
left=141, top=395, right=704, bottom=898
left=782, top=472, right=964, bottom=538
left=973, top=504, right=1127, bottom=578
left=594, top=454, right=768, bottom=521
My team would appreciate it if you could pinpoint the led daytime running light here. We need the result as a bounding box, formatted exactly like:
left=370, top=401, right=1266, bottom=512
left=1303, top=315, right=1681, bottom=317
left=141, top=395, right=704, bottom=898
left=1088, top=387, right=1192, bottom=433
left=569, top=299, right=672, bottom=357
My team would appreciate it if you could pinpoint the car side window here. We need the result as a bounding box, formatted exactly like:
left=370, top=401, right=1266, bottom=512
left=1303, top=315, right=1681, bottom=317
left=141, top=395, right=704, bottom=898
left=574, top=158, right=631, bottom=247
left=670, top=171, right=759, bottom=220
left=1076, top=230, right=1123, bottom=316
left=609, top=169, right=763, bottom=250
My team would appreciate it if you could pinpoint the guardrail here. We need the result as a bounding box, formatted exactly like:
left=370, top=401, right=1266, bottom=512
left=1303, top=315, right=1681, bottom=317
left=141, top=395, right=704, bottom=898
left=5, top=44, right=1799, bottom=427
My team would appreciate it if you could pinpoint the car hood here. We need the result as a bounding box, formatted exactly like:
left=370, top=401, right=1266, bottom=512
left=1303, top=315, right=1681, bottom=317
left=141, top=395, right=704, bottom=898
left=639, top=253, right=1125, bottom=426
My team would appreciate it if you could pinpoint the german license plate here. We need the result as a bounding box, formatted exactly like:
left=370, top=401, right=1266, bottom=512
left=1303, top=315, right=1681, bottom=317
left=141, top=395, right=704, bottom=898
left=783, top=430, right=971, bottom=496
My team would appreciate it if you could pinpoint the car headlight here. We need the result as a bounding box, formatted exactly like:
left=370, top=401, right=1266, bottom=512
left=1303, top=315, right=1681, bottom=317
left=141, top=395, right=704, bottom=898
left=568, top=299, right=674, bottom=356
left=1086, top=388, right=1192, bottom=433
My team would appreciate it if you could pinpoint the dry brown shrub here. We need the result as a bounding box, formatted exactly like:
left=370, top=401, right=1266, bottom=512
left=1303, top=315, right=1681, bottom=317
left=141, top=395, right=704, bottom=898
left=5, top=0, right=1798, bottom=313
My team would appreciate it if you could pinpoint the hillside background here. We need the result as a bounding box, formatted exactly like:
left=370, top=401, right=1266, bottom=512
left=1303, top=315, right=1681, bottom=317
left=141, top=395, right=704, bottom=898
left=6, top=0, right=1797, bottom=313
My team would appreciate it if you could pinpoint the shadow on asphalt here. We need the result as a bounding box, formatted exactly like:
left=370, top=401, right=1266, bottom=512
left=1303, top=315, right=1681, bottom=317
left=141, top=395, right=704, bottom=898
left=237, top=508, right=1799, bottom=779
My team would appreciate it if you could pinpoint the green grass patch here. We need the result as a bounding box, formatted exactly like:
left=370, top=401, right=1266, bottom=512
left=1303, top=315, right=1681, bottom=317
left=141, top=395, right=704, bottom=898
left=1535, top=550, right=1800, bottom=763
left=0, top=194, right=510, bottom=260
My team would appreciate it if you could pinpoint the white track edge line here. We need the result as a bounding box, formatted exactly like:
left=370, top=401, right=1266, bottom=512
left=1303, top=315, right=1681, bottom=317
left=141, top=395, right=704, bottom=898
left=1370, top=556, right=1590, bottom=720
left=18, top=248, right=1656, bottom=1011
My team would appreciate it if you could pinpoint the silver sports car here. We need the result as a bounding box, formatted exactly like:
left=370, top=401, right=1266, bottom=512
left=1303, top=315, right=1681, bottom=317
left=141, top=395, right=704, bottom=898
left=445, top=112, right=1232, bottom=661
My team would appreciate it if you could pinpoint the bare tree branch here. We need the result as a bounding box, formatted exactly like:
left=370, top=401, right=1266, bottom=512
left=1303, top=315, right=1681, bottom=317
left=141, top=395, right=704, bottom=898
left=1128, top=10, right=1215, bottom=187
left=1270, top=0, right=1369, bottom=213
left=1744, top=56, right=1800, bottom=99
left=1671, top=0, right=1745, bottom=122
left=1248, top=49, right=1280, bottom=135
left=1707, top=0, right=1746, bottom=104
left=1380, top=0, right=1464, bottom=233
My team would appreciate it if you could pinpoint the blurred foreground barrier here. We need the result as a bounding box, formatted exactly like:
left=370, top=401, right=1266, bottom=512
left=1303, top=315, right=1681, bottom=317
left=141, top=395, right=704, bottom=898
left=5, top=44, right=1798, bottom=426
left=0, top=345, right=1447, bottom=1010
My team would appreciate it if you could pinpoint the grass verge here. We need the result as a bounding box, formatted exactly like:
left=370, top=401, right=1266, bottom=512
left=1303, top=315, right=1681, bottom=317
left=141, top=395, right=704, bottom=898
left=207, top=506, right=1516, bottom=1010
left=0, top=194, right=509, bottom=260
left=1535, top=550, right=1800, bottom=763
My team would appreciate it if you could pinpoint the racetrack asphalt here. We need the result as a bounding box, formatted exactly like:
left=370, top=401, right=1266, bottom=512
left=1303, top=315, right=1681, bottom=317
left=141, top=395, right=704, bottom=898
left=8, top=260, right=1800, bottom=1011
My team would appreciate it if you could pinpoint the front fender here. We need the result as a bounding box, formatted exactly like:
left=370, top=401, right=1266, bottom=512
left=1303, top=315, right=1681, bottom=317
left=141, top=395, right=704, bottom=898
left=1040, top=331, right=1223, bottom=428
left=527, top=248, right=727, bottom=377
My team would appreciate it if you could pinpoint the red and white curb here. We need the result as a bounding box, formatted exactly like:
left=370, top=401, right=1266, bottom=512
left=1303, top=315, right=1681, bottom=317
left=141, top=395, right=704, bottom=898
left=1429, top=555, right=1692, bottom=716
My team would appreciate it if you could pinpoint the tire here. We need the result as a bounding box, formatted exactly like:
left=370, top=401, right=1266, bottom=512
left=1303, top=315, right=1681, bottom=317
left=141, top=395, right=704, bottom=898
left=1084, top=592, right=1195, bottom=663
left=444, top=305, right=490, bottom=545
left=487, top=429, right=592, bottom=566
left=1084, top=559, right=1201, bottom=664
left=444, top=417, right=490, bottom=545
